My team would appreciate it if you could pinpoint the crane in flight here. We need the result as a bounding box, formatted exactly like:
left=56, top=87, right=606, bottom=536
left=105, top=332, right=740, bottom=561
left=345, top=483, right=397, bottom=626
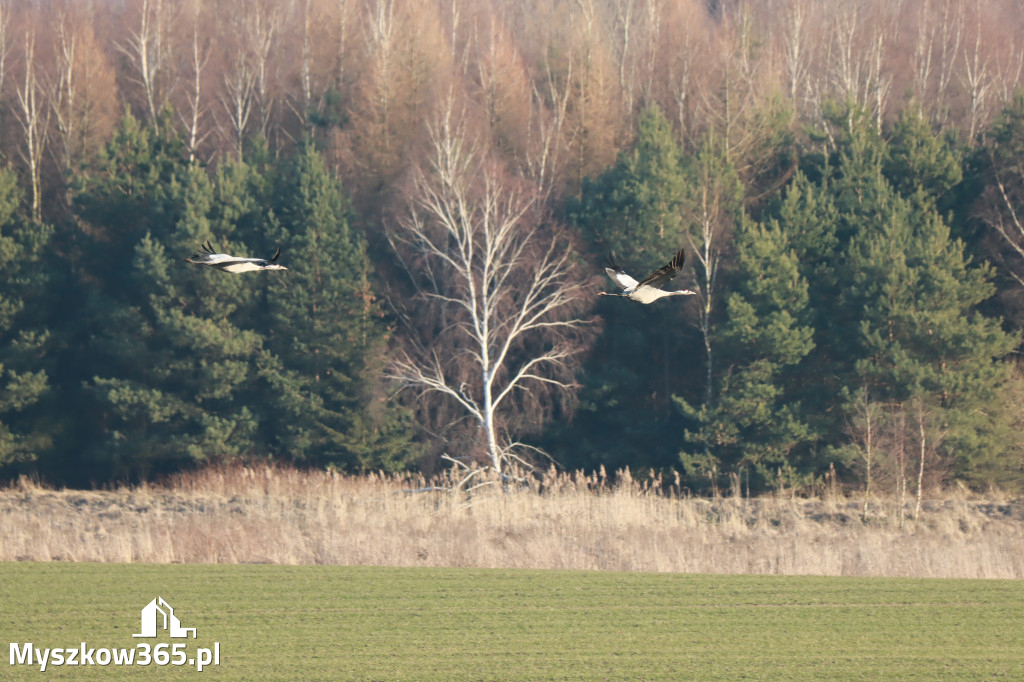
left=598, top=248, right=695, bottom=304
left=183, top=241, right=288, bottom=273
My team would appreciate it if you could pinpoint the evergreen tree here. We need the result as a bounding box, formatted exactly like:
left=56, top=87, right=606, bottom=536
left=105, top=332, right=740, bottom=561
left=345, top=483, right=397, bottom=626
left=67, top=114, right=265, bottom=477
left=569, top=105, right=687, bottom=269
left=884, top=109, right=962, bottom=205
left=768, top=170, right=842, bottom=423
left=50, top=117, right=413, bottom=480
left=677, top=215, right=814, bottom=486
left=963, top=93, right=1024, bottom=329
left=554, top=106, right=700, bottom=472
left=841, top=188, right=1016, bottom=479
left=0, top=168, right=52, bottom=468
left=71, top=110, right=187, bottom=264
left=261, top=141, right=414, bottom=471
left=802, top=107, right=1016, bottom=481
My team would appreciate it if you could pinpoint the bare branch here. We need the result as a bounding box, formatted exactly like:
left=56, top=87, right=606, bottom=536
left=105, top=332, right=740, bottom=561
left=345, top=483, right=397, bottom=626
left=180, top=0, right=211, bottom=163
left=115, top=0, right=176, bottom=124
left=13, top=29, right=48, bottom=222
left=389, top=97, right=593, bottom=473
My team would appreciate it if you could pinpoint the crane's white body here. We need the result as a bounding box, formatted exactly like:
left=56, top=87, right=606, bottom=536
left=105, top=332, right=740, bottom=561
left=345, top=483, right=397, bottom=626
left=184, top=241, right=287, bottom=273
left=599, top=248, right=695, bottom=304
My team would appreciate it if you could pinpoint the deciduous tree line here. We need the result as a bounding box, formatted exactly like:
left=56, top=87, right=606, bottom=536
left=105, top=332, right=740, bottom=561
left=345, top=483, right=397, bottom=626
left=2, top=0, right=1024, bottom=492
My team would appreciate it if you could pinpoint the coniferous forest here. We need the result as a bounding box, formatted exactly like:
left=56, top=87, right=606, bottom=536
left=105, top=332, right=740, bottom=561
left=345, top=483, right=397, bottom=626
left=3, top=0, right=1024, bottom=493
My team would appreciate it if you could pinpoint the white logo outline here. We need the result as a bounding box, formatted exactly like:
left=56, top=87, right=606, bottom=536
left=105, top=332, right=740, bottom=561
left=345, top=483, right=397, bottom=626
left=132, top=597, right=197, bottom=639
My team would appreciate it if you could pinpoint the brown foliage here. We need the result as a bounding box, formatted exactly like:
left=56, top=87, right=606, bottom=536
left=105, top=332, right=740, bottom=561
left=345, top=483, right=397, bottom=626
left=1, top=0, right=1023, bottom=220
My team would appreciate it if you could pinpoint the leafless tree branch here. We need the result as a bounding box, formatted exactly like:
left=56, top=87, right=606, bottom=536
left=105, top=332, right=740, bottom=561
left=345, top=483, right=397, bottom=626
left=388, top=96, right=592, bottom=473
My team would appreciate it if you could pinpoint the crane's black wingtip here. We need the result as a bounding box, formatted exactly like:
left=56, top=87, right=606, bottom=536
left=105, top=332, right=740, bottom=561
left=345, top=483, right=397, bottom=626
left=270, top=246, right=281, bottom=262
left=672, top=247, right=686, bottom=269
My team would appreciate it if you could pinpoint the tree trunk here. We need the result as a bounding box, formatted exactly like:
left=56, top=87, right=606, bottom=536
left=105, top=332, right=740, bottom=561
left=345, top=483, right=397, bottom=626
left=914, top=405, right=927, bottom=521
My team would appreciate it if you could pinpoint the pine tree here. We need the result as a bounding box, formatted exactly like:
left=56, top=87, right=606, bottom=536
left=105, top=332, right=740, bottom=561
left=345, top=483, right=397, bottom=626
left=884, top=109, right=962, bottom=205
left=67, top=113, right=264, bottom=477
left=807, top=107, right=1016, bottom=482
left=569, top=105, right=687, bottom=269
left=842, top=190, right=1015, bottom=478
left=678, top=215, right=814, bottom=486
left=0, top=168, right=52, bottom=467
left=261, top=141, right=414, bottom=471
left=965, top=93, right=1024, bottom=313
left=555, top=105, right=700, bottom=472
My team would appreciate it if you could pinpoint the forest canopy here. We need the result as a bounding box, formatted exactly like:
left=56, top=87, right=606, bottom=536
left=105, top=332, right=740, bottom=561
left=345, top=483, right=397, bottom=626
left=2, top=0, right=1024, bottom=493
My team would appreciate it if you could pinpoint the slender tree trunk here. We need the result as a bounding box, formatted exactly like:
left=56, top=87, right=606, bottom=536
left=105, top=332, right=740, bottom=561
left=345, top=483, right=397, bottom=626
left=914, top=402, right=927, bottom=521
left=861, top=398, right=874, bottom=522
left=482, top=372, right=501, bottom=473
left=702, top=314, right=713, bottom=413
left=16, top=30, right=45, bottom=223
left=182, top=1, right=209, bottom=163
left=896, top=405, right=906, bottom=528
left=695, top=192, right=719, bottom=422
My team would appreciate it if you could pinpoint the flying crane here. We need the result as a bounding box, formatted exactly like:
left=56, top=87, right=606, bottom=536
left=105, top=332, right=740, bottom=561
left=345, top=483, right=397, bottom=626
left=183, top=241, right=288, bottom=273
left=598, top=248, right=695, bottom=304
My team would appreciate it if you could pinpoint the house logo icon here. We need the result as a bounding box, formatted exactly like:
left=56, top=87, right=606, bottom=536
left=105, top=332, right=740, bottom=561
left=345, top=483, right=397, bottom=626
left=133, top=597, right=197, bottom=639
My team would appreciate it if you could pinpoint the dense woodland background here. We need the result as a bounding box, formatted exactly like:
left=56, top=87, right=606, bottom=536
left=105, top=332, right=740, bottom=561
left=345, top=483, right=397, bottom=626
left=3, top=0, right=1024, bottom=494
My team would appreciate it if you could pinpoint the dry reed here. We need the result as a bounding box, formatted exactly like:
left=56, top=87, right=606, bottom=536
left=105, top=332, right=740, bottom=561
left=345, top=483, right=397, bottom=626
left=1, top=464, right=1022, bottom=578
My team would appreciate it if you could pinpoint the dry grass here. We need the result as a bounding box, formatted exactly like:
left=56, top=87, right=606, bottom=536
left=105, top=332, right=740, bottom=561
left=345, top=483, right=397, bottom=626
left=2, top=464, right=1022, bottom=578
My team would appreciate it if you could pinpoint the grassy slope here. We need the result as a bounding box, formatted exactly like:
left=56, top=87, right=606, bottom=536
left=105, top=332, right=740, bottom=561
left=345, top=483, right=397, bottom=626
left=2, top=563, right=1022, bottom=680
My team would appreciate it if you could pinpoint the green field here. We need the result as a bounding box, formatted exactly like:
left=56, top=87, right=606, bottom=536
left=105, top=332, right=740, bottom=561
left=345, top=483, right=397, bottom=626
left=2, top=563, right=1022, bottom=680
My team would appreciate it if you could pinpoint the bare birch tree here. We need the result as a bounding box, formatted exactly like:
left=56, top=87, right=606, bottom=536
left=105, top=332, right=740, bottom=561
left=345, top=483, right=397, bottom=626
left=666, top=3, right=701, bottom=141
left=524, top=57, right=571, bottom=201
left=696, top=7, right=763, bottom=159
left=220, top=46, right=256, bottom=156
left=909, top=0, right=963, bottom=122
left=604, top=0, right=662, bottom=127
left=684, top=143, right=737, bottom=419
left=893, top=403, right=908, bottom=527
left=116, top=0, right=175, bottom=125
left=46, top=6, right=116, bottom=180
left=293, top=0, right=315, bottom=130
left=778, top=0, right=811, bottom=116
left=388, top=100, right=592, bottom=474
left=845, top=388, right=881, bottom=521
left=334, top=0, right=352, bottom=91
left=934, top=0, right=964, bottom=120
left=976, top=104, right=1024, bottom=289
left=991, top=43, right=1024, bottom=107
left=913, top=399, right=929, bottom=520
left=0, top=0, right=9, bottom=103
left=825, top=3, right=892, bottom=132
left=216, top=0, right=279, bottom=155
left=14, top=30, right=47, bottom=222
left=49, top=14, right=78, bottom=171
left=180, top=0, right=210, bottom=163
left=248, top=1, right=279, bottom=139
left=608, top=0, right=638, bottom=123
left=959, top=6, right=993, bottom=142
left=365, top=0, right=397, bottom=152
